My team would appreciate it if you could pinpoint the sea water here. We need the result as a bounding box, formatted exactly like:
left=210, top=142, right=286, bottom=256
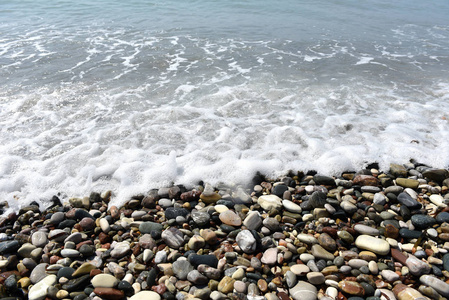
left=1, top=0, right=449, bottom=210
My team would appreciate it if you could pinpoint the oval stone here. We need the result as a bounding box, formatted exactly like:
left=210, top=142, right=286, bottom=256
left=355, top=235, right=390, bottom=255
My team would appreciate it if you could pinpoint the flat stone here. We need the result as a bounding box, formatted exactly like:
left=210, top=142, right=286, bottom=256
left=172, top=260, right=194, bottom=280
left=282, top=200, right=302, bottom=213
left=307, top=272, right=325, bottom=285
left=430, top=194, right=447, bottom=208
left=188, top=254, right=219, bottom=268
left=338, top=281, right=365, bottom=296
left=353, top=175, right=378, bottom=186
left=164, top=207, right=189, bottom=220
left=50, top=211, right=65, bottom=224
left=355, top=235, right=390, bottom=255
left=219, top=210, right=242, bottom=226
left=311, top=244, right=334, bottom=261
left=411, top=214, right=436, bottom=230
left=187, top=270, right=208, bottom=285
left=422, top=169, right=449, bottom=183
left=18, top=243, right=37, bottom=258
left=397, top=192, right=422, bottom=209
left=290, top=264, right=310, bottom=276
left=129, top=291, right=161, bottom=300
left=61, top=274, right=90, bottom=292
left=234, top=280, right=247, bottom=293
left=261, top=247, right=278, bottom=265
left=93, top=287, right=124, bottom=300
left=64, top=232, right=83, bottom=244
left=91, top=273, right=119, bottom=288
left=257, top=195, right=282, bottom=211
left=340, top=201, right=357, bottom=214
left=406, top=254, right=431, bottom=276
left=297, top=233, right=318, bottom=245
left=28, top=274, right=57, bottom=300
left=381, top=269, right=400, bottom=282
left=393, top=283, right=425, bottom=300
left=0, top=240, right=20, bottom=254
left=396, top=178, right=419, bottom=189
left=48, top=229, right=68, bottom=242
left=139, top=222, right=163, bottom=234
left=61, top=249, right=80, bottom=258
left=420, top=275, right=449, bottom=297
left=289, top=281, right=317, bottom=300
left=348, top=259, right=369, bottom=269
left=353, top=224, right=380, bottom=236
left=217, top=276, right=235, bottom=294
left=30, top=263, right=49, bottom=284
left=79, top=217, right=95, bottom=230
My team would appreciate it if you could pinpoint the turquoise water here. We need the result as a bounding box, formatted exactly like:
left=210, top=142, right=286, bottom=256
left=1, top=0, right=449, bottom=209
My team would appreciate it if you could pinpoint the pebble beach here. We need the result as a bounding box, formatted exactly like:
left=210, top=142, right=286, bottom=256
left=1, top=162, right=449, bottom=300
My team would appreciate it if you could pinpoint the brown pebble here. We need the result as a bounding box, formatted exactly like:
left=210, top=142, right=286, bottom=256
left=110, top=206, right=119, bottom=219
left=98, top=232, right=111, bottom=244
left=277, top=291, right=290, bottom=300
left=151, top=283, right=167, bottom=294
left=93, top=287, right=125, bottom=300
left=384, top=224, right=399, bottom=239
left=257, top=279, right=268, bottom=292
left=90, top=269, right=102, bottom=277
left=339, top=280, right=365, bottom=296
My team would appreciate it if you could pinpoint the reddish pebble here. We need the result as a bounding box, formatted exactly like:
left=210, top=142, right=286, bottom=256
left=277, top=291, right=290, bottom=300
left=338, top=281, right=365, bottom=296
left=79, top=217, right=95, bottom=230
left=90, top=269, right=102, bottom=277
left=50, top=255, right=61, bottom=264
left=93, top=287, right=125, bottom=300
left=110, top=206, right=119, bottom=219
left=151, top=283, right=167, bottom=294
left=98, top=232, right=111, bottom=244
left=76, top=240, right=93, bottom=250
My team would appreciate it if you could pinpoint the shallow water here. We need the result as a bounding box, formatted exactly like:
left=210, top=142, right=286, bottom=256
left=1, top=0, right=449, bottom=210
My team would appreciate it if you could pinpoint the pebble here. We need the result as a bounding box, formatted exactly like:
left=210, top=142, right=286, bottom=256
left=243, top=211, right=262, bottom=230
left=236, top=230, right=257, bottom=253
left=257, top=195, right=283, bottom=211
left=355, top=235, right=390, bottom=255
left=289, top=281, right=317, bottom=300
left=92, top=273, right=119, bottom=288
left=28, top=274, right=57, bottom=300
left=219, top=210, right=242, bottom=226
left=129, top=291, right=161, bottom=300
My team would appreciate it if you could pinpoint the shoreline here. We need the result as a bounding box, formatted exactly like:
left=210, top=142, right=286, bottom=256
left=0, top=162, right=449, bottom=300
